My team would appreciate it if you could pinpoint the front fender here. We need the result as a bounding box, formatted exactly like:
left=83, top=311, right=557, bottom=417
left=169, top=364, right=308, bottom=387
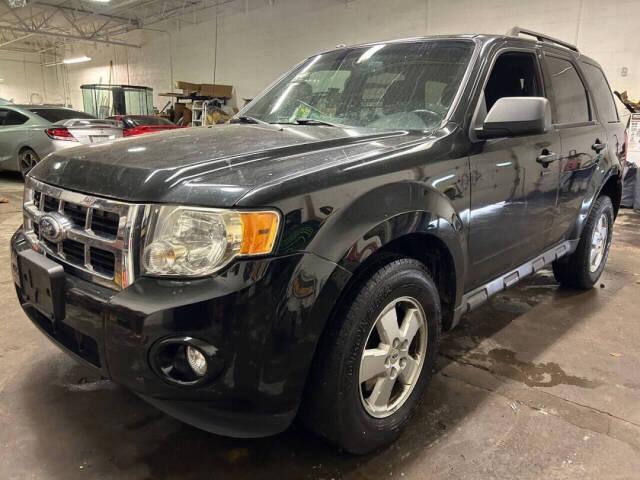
left=306, top=181, right=467, bottom=307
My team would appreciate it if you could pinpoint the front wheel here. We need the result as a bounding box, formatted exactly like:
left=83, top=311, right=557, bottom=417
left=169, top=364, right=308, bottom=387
left=300, top=257, right=441, bottom=454
left=18, top=148, right=39, bottom=179
left=553, top=195, right=614, bottom=289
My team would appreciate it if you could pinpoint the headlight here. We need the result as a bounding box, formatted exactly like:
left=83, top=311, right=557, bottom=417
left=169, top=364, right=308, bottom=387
left=142, top=206, right=280, bottom=277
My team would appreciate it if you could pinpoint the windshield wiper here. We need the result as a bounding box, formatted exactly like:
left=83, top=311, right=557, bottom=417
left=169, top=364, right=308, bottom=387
left=293, top=117, right=345, bottom=128
left=230, top=116, right=283, bottom=131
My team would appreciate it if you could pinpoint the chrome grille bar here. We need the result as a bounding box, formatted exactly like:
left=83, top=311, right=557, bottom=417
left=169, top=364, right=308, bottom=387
left=22, top=177, right=140, bottom=291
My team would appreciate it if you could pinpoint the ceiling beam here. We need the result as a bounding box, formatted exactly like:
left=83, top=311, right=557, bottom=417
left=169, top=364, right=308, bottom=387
left=32, top=2, right=136, bottom=26
left=0, top=32, right=34, bottom=47
left=0, top=24, right=141, bottom=47
left=2, top=0, right=32, bottom=29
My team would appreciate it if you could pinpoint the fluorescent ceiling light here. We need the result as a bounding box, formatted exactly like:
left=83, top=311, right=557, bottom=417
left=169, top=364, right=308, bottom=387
left=63, top=56, right=92, bottom=64
left=86, top=0, right=111, bottom=3
left=45, top=56, right=92, bottom=67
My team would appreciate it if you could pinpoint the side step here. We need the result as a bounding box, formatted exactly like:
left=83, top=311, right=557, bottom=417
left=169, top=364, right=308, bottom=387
left=451, top=240, right=576, bottom=328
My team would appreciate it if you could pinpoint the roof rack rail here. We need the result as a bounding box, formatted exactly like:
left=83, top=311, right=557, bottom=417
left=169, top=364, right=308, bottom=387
left=506, top=26, right=579, bottom=52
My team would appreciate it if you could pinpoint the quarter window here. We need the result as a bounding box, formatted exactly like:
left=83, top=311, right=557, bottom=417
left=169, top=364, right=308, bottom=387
left=0, top=109, right=28, bottom=126
left=545, top=56, right=590, bottom=124
left=581, top=63, right=618, bottom=123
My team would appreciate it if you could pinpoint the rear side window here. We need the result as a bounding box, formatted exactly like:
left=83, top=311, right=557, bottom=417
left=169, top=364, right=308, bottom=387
left=29, top=108, right=95, bottom=123
left=0, top=109, right=28, bottom=126
left=581, top=63, right=619, bottom=123
left=544, top=56, right=590, bottom=124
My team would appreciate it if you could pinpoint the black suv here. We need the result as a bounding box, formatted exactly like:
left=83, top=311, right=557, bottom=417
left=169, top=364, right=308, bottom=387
left=11, top=29, right=623, bottom=454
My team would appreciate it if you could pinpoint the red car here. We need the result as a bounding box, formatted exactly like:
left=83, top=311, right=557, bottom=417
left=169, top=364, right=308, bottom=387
left=108, top=115, right=185, bottom=136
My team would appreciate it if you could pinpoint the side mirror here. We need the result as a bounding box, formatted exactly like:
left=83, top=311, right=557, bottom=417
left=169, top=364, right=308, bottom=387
left=475, top=97, right=551, bottom=139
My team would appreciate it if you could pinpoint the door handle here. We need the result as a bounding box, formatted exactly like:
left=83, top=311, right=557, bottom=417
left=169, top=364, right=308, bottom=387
left=592, top=139, right=606, bottom=153
left=536, top=150, right=558, bottom=167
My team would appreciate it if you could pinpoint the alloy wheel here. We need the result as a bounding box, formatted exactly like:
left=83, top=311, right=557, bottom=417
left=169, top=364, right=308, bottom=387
left=589, top=213, right=609, bottom=273
left=359, top=296, right=427, bottom=418
left=19, top=150, right=38, bottom=177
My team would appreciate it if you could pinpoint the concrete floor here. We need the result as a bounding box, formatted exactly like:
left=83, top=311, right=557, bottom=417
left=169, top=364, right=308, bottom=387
left=1, top=172, right=639, bottom=479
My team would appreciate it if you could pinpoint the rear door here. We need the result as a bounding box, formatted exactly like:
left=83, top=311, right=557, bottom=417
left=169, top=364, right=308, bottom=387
left=580, top=61, right=626, bottom=175
left=541, top=51, right=607, bottom=243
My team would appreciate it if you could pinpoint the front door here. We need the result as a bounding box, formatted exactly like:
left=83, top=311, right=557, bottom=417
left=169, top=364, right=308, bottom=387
left=467, top=49, right=561, bottom=290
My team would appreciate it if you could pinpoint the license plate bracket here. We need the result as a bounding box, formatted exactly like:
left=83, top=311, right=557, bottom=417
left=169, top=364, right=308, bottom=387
left=18, top=249, right=66, bottom=321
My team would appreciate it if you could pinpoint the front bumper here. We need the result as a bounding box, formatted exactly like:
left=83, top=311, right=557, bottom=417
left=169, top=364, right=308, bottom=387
left=11, top=229, right=350, bottom=437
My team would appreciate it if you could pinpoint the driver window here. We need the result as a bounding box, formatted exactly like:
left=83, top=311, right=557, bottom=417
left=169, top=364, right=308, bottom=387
left=478, top=51, right=542, bottom=125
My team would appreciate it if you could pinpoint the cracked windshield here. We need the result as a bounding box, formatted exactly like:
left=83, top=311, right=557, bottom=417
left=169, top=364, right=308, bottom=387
left=243, top=39, right=475, bottom=130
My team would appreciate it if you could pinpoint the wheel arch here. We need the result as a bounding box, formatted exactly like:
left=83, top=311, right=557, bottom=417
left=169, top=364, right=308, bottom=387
left=599, top=172, right=622, bottom=218
left=314, top=203, right=466, bottom=334
left=352, top=231, right=460, bottom=330
left=566, top=166, right=622, bottom=240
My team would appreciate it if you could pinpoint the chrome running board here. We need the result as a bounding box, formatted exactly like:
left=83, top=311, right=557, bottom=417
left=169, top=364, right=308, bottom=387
left=451, top=239, right=578, bottom=328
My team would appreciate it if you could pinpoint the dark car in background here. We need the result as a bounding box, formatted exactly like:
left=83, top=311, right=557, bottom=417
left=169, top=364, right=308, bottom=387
left=0, top=105, right=123, bottom=177
left=11, top=30, right=624, bottom=454
left=108, top=115, right=185, bottom=136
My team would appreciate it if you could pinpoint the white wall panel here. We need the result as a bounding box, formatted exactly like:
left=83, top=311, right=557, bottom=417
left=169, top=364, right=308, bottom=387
left=0, top=52, right=49, bottom=104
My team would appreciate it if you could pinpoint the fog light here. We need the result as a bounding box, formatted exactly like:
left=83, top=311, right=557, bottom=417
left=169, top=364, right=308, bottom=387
left=150, top=336, right=223, bottom=386
left=186, top=346, right=207, bottom=377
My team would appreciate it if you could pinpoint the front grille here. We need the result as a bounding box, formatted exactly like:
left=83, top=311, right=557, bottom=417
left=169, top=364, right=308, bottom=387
left=43, top=195, right=58, bottom=212
left=62, top=239, right=85, bottom=265
left=90, top=247, right=116, bottom=277
left=23, top=178, right=142, bottom=290
left=63, top=202, right=89, bottom=230
left=33, top=191, right=42, bottom=209
left=90, top=209, right=119, bottom=238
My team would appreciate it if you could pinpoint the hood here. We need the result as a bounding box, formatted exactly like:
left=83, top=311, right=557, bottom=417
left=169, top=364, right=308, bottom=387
left=29, top=123, right=415, bottom=206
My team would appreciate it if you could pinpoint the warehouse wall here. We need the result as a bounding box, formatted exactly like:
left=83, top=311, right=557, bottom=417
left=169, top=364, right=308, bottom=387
left=0, top=51, right=63, bottom=105
left=54, top=0, right=638, bottom=121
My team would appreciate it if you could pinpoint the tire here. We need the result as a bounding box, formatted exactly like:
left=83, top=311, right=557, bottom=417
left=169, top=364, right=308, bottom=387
left=552, top=195, right=614, bottom=289
left=18, top=148, right=40, bottom=179
left=299, top=257, right=441, bottom=454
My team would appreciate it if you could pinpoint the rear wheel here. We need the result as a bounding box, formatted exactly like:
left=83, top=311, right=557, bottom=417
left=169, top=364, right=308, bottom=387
left=553, top=195, right=614, bottom=289
left=300, top=257, right=441, bottom=454
left=18, top=148, right=39, bottom=179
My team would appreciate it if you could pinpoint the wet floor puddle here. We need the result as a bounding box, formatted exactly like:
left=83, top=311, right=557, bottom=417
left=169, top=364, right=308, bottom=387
left=443, top=344, right=601, bottom=388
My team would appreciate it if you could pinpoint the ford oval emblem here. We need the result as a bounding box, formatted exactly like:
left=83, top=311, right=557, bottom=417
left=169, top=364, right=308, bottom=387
left=39, top=215, right=62, bottom=242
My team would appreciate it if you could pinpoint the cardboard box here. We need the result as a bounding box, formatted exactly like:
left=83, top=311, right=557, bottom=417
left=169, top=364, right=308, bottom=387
left=173, top=103, right=192, bottom=125
left=175, top=81, right=199, bottom=93
left=198, top=83, right=233, bottom=99
left=174, top=81, right=233, bottom=99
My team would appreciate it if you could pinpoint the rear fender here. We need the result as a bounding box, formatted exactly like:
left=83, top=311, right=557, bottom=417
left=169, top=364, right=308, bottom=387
left=565, top=165, right=622, bottom=240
